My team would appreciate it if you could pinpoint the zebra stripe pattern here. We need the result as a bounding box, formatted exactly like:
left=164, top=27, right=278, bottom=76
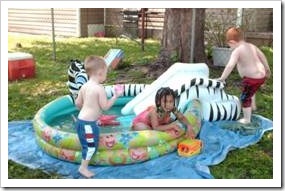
left=67, top=59, right=148, bottom=102
left=67, top=59, right=88, bottom=100
left=203, top=98, right=240, bottom=121
left=174, top=78, right=225, bottom=96
left=173, top=77, right=240, bottom=121
left=104, top=84, right=149, bottom=98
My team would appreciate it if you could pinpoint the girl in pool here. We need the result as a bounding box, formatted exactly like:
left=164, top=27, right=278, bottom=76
left=132, top=87, right=196, bottom=139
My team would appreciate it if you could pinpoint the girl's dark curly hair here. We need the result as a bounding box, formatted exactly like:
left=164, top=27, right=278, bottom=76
left=155, top=87, right=177, bottom=111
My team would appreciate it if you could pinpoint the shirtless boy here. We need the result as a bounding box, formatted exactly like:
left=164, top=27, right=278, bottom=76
left=75, top=55, right=123, bottom=178
left=218, top=27, right=271, bottom=124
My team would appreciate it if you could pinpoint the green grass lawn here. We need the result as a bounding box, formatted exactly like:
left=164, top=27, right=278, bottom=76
left=8, top=33, right=273, bottom=179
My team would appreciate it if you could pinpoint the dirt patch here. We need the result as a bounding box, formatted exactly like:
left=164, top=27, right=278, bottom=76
left=114, top=57, right=175, bottom=83
left=114, top=64, right=151, bottom=84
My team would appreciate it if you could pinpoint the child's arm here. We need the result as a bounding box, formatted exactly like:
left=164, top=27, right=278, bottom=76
left=148, top=109, right=188, bottom=135
left=218, top=49, right=239, bottom=82
left=173, top=109, right=195, bottom=139
left=152, top=122, right=178, bottom=131
left=98, top=85, right=123, bottom=111
left=75, top=90, right=83, bottom=109
left=98, top=87, right=118, bottom=111
left=256, top=47, right=271, bottom=79
left=149, top=110, right=176, bottom=131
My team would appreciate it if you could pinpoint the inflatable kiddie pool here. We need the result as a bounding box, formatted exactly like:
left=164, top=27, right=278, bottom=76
left=33, top=84, right=202, bottom=166
left=33, top=63, right=241, bottom=166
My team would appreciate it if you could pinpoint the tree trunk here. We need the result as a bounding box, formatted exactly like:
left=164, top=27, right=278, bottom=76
left=150, top=8, right=206, bottom=75
left=193, top=9, right=206, bottom=63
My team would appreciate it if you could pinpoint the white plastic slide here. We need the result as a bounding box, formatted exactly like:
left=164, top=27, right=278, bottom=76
left=121, top=62, right=241, bottom=122
left=121, top=63, right=209, bottom=115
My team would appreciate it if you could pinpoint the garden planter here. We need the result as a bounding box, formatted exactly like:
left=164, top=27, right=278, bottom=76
left=212, top=46, right=232, bottom=67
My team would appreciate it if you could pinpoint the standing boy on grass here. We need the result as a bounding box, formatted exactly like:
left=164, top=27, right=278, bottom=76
left=217, top=27, right=271, bottom=124
left=75, top=55, right=123, bottom=178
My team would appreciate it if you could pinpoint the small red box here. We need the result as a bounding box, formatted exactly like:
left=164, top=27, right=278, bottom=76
left=8, top=52, right=36, bottom=81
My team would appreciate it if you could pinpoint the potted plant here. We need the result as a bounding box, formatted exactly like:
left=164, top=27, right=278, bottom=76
left=204, top=9, right=238, bottom=66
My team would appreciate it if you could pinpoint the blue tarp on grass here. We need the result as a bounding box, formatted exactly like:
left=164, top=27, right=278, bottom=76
left=8, top=114, right=272, bottom=179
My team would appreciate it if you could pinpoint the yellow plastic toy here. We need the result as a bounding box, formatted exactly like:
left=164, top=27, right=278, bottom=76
left=177, top=139, right=202, bottom=157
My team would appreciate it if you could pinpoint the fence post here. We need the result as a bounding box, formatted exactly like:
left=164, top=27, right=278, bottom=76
left=51, top=8, right=56, bottom=61
left=141, top=8, right=146, bottom=51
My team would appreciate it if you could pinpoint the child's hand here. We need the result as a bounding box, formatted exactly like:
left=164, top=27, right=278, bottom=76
left=114, top=84, right=124, bottom=97
left=185, top=126, right=195, bottom=139
left=215, top=78, right=226, bottom=85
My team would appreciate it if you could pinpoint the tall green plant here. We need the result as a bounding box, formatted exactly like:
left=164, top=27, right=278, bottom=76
left=204, top=9, right=253, bottom=47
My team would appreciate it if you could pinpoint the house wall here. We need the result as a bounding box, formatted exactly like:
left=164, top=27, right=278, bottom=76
left=105, top=8, right=123, bottom=25
left=8, top=8, right=273, bottom=44
left=80, top=8, right=104, bottom=37
left=8, top=8, right=79, bottom=37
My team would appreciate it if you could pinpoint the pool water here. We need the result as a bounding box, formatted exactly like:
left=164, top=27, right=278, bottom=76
left=49, top=106, right=135, bottom=134
left=218, top=115, right=263, bottom=135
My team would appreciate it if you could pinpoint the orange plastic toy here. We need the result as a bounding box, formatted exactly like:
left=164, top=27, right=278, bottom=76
left=177, top=139, right=202, bottom=157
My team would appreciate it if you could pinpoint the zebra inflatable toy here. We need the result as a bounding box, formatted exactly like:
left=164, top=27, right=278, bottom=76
left=122, top=63, right=241, bottom=122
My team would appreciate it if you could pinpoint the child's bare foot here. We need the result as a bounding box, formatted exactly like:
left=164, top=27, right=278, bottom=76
left=78, top=166, right=94, bottom=178
left=238, top=118, right=250, bottom=124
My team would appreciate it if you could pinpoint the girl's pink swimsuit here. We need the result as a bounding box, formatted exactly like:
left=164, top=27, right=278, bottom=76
left=132, top=106, right=171, bottom=129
